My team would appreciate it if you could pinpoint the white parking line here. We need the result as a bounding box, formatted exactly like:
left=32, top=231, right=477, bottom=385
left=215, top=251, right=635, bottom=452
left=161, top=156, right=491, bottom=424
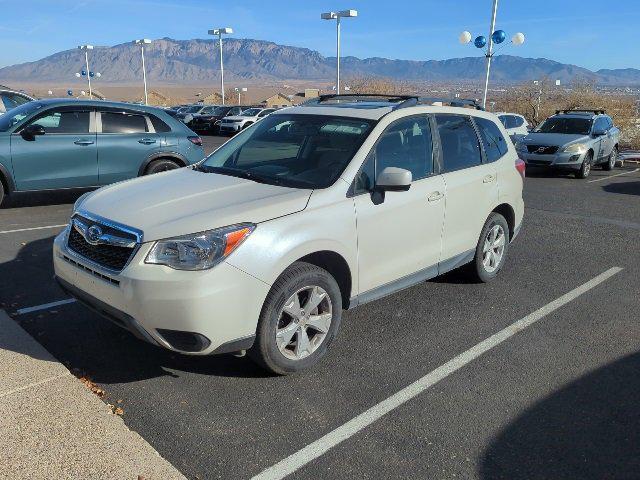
left=587, top=167, right=640, bottom=183
left=0, top=224, right=67, bottom=235
left=16, top=298, right=77, bottom=315
left=252, top=266, right=623, bottom=480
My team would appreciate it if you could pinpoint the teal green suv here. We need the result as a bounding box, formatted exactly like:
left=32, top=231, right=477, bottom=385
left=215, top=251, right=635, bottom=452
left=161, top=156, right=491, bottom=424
left=0, top=99, right=205, bottom=206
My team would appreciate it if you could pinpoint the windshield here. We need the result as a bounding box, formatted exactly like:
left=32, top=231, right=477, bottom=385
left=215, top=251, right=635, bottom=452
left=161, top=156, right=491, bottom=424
left=200, top=106, right=217, bottom=114
left=536, top=117, right=592, bottom=135
left=187, top=106, right=202, bottom=113
left=0, top=101, right=44, bottom=132
left=211, top=107, right=230, bottom=116
left=241, top=108, right=262, bottom=117
left=199, top=113, right=375, bottom=189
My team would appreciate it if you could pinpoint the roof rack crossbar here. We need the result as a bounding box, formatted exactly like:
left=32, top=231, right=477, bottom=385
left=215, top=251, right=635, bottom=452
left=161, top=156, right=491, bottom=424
left=555, top=109, right=606, bottom=115
left=303, top=93, right=484, bottom=110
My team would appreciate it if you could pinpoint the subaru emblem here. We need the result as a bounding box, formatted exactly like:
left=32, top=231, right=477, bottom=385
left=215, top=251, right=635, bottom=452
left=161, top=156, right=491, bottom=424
left=87, top=224, right=103, bottom=243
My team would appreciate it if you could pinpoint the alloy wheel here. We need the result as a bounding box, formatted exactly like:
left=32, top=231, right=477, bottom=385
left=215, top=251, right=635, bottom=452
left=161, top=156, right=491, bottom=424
left=275, top=285, right=332, bottom=360
left=482, top=224, right=506, bottom=273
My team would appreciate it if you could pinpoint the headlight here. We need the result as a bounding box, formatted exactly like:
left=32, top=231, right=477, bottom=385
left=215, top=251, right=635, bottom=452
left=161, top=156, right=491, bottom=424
left=73, top=191, right=92, bottom=213
left=563, top=143, right=587, bottom=154
left=145, top=223, right=255, bottom=270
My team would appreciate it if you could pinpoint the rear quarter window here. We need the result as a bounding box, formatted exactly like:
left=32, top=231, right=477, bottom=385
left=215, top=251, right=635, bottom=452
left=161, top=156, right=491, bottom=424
left=475, top=117, right=508, bottom=162
left=150, top=114, right=172, bottom=133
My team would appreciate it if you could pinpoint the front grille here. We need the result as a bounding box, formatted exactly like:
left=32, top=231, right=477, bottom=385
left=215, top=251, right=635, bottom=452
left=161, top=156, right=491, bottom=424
left=67, top=216, right=137, bottom=272
left=527, top=145, right=559, bottom=154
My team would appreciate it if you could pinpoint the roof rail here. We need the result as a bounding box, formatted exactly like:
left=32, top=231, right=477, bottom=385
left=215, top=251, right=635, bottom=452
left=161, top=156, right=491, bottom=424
left=302, top=94, right=484, bottom=110
left=555, top=109, right=606, bottom=115
left=393, top=97, right=484, bottom=111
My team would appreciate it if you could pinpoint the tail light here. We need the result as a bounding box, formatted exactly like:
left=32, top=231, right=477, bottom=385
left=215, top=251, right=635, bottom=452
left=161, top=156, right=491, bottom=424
left=188, top=136, right=203, bottom=146
left=515, top=158, right=526, bottom=179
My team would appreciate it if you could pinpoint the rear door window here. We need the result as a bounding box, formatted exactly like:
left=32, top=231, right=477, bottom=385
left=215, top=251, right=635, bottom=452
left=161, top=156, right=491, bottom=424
left=475, top=117, right=508, bottom=162
left=435, top=114, right=482, bottom=172
left=101, top=112, right=148, bottom=133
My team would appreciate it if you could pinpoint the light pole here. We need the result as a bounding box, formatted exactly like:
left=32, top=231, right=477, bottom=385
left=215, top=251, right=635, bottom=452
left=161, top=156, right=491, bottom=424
left=460, top=1, right=524, bottom=109
left=208, top=27, right=233, bottom=105
left=134, top=39, right=152, bottom=105
left=78, top=45, right=94, bottom=99
left=321, top=9, right=357, bottom=95
left=234, top=87, right=247, bottom=105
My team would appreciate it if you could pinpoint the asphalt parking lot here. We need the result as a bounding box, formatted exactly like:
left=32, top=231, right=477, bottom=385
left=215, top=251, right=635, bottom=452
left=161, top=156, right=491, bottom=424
left=1, top=140, right=639, bottom=479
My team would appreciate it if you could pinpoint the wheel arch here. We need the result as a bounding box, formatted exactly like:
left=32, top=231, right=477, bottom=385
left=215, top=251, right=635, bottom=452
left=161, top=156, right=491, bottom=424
left=0, top=161, right=15, bottom=194
left=138, top=152, right=187, bottom=176
left=492, top=203, right=516, bottom=242
left=293, top=251, right=353, bottom=309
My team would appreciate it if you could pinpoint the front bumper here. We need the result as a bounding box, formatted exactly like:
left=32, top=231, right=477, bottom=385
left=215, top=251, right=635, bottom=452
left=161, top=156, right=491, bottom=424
left=219, top=123, right=241, bottom=133
left=53, top=229, right=269, bottom=355
left=518, top=150, right=584, bottom=170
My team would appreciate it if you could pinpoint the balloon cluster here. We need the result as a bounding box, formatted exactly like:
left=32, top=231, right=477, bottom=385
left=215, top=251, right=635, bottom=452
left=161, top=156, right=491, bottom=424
left=459, top=29, right=525, bottom=49
left=75, top=70, right=102, bottom=78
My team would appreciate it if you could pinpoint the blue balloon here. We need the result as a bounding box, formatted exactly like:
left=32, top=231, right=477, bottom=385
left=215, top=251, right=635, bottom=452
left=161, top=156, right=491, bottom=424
left=67, top=90, right=73, bottom=96
left=474, top=36, right=487, bottom=48
left=89, top=71, right=94, bottom=77
left=81, top=70, right=86, bottom=76
left=492, top=30, right=507, bottom=44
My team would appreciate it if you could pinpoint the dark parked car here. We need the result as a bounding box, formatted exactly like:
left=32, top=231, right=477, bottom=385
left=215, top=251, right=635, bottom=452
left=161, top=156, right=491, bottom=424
left=189, top=105, right=252, bottom=134
left=0, top=99, right=205, bottom=207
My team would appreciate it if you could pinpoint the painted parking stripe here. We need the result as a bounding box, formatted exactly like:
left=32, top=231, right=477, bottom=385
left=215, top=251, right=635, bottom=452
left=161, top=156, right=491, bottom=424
left=587, top=167, right=640, bottom=183
left=16, top=298, right=77, bottom=315
left=252, top=266, right=623, bottom=480
left=0, top=224, right=67, bottom=235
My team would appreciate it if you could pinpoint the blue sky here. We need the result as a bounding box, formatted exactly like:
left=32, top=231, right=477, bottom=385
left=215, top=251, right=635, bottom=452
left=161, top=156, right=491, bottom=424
left=1, top=0, right=638, bottom=70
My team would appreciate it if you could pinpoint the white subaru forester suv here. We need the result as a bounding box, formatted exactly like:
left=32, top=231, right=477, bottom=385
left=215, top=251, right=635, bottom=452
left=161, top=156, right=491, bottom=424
left=53, top=95, right=525, bottom=374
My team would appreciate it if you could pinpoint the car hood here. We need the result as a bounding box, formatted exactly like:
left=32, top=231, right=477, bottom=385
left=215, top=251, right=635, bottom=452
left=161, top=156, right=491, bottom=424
left=520, top=132, right=589, bottom=146
left=223, top=115, right=255, bottom=121
left=79, top=168, right=312, bottom=242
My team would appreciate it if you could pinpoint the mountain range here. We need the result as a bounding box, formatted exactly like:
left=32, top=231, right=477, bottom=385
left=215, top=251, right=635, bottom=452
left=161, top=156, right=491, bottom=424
left=0, top=37, right=639, bottom=86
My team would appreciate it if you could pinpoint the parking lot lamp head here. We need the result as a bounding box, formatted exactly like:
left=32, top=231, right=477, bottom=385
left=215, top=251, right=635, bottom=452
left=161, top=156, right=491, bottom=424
left=134, top=39, right=152, bottom=105
left=321, top=9, right=357, bottom=95
left=77, top=45, right=94, bottom=99
left=208, top=28, right=233, bottom=105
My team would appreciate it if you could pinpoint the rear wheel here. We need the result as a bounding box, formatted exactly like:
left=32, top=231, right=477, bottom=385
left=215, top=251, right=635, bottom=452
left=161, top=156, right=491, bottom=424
left=249, top=262, right=342, bottom=375
left=468, top=213, right=510, bottom=283
left=602, top=147, right=617, bottom=171
left=0, top=181, right=4, bottom=208
left=144, top=158, right=181, bottom=175
left=575, top=152, right=593, bottom=179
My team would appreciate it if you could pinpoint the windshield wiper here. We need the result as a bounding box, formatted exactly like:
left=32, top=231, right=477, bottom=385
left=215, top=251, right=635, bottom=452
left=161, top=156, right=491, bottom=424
left=195, top=166, right=286, bottom=186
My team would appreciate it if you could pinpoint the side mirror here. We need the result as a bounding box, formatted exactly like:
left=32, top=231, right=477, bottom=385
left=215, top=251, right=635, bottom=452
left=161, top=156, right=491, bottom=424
left=21, top=124, right=45, bottom=140
left=592, top=128, right=606, bottom=136
left=375, top=167, right=412, bottom=192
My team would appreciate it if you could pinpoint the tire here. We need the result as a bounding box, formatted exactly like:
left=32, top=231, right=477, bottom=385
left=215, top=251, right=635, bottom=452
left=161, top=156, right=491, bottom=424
left=575, top=152, right=593, bottom=179
left=467, top=213, right=510, bottom=283
left=0, top=180, right=4, bottom=208
left=249, top=261, right=343, bottom=375
left=144, top=158, right=181, bottom=175
left=602, top=147, right=617, bottom=171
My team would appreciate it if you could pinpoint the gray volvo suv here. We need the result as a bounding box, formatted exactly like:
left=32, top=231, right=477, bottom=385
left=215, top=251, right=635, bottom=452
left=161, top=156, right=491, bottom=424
left=515, top=109, right=620, bottom=179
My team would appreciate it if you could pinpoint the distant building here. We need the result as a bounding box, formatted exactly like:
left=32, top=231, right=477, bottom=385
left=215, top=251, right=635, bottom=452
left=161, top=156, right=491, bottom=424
left=262, top=93, right=293, bottom=108
left=202, top=92, right=222, bottom=104
left=304, top=88, right=320, bottom=98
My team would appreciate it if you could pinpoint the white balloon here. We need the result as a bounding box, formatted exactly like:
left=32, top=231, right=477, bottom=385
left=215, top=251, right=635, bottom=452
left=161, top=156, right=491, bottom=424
left=80, top=90, right=86, bottom=96
left=47, top=90, right=53, bottom=95
left=75, top=72, right=81, bottom=77
left=459, top=31, right=472, bottom=45
left=512, top=32, right=525, bottom=46
left=95, top=72, right=101, bottom=78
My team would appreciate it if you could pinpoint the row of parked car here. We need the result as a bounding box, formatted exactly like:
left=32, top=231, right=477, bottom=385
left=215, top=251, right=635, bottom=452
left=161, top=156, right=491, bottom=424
left=165, top=103, right=278, bottom=135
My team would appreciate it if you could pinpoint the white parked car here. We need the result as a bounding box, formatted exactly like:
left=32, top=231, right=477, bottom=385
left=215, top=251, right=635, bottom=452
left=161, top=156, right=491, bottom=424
left=0, top=88, right=34, bottom=115
left=53, top=95, right=524, bottom=374
left=218, top=107, right=276, bottom=134
left=496, top=112, right=529, bottom=142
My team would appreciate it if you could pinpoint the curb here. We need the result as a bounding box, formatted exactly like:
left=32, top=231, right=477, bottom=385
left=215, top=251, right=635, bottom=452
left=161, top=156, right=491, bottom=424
left=0, top=310, right=186, bottom=480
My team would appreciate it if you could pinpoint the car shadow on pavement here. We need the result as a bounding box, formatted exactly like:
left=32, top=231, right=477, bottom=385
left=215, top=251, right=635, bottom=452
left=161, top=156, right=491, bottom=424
left=602, top=180, right=640, bottom=196
left=480, top=351, right=640, bottom=480
left=1, top=188, right=94, bottom=209
left=0, top=236, right=271, bottom=382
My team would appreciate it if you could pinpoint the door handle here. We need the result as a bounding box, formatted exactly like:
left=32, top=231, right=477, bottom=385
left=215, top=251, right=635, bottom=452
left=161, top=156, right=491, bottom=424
left=428, top=191, right=444, bottom=202
left=74, top=140, right=94, bottom=146
left=138, top=138, right=156, bottom=145
left=483, top=174, right=495, bottom=183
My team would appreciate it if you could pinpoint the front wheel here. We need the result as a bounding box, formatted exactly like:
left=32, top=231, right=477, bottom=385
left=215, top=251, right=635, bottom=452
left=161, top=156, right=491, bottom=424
left=603, top=147, right=617, bottom=171
left=468, top=213, right=510, bottom=283
left=144, top=159, right=181, bottom=175
left=575, top=152, right=593, bottom=179
left=249, top=262, right=342, bottom=375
